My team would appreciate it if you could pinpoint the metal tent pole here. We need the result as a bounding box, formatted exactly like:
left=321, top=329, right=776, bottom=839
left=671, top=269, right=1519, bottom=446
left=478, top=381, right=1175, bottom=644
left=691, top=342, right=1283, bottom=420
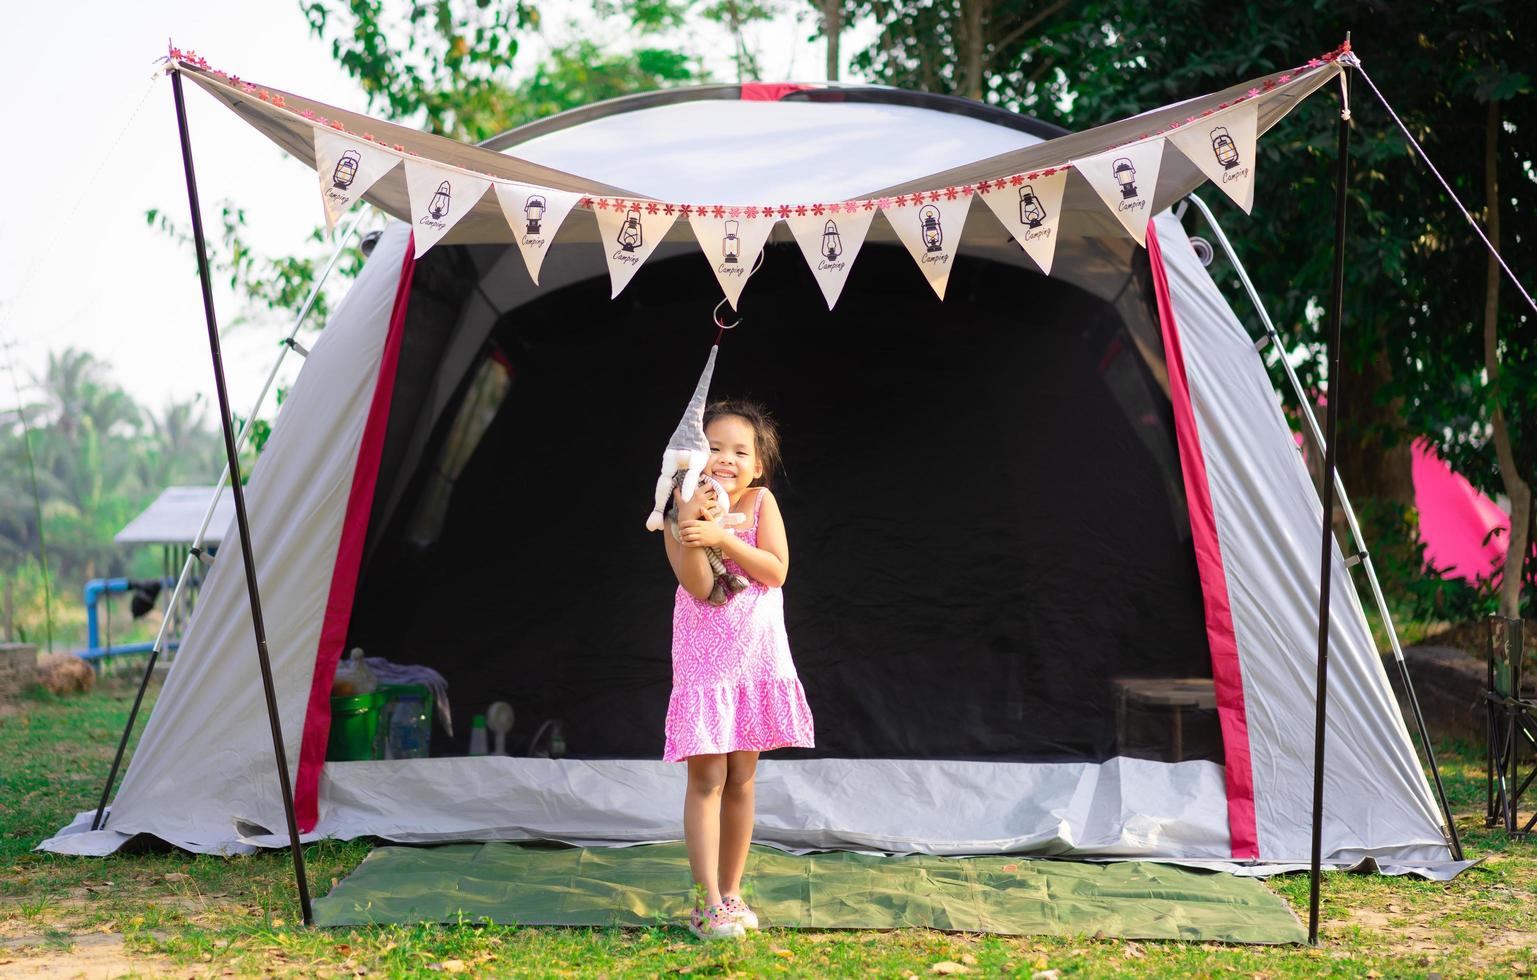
left=1307, top=59, right=1353, bottom=948
left=90, top=207, right=365, bottom=834
left=1185, top=189, right=1463, bottom=863
left=168, top=67, right=312, bottom=926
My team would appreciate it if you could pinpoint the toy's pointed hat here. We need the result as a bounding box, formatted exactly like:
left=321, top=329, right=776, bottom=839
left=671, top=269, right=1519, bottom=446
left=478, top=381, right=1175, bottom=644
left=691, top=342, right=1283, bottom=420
left=668, top=345, right=717, bottom=452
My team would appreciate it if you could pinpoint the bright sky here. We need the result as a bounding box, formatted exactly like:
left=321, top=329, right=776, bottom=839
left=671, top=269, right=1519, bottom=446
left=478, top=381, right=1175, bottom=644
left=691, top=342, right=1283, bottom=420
left=0, top=0, right=859, bottom=423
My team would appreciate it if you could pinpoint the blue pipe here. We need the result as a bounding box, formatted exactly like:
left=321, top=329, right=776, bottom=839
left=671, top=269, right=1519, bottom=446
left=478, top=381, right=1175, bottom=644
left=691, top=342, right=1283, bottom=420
left=83, top=578, right=132, bottom=652
left=77, top=577, right=177, bottom=663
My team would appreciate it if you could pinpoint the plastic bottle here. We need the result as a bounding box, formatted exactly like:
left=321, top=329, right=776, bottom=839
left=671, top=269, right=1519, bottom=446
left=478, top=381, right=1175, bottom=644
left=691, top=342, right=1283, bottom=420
left=332, top=648, right=378, bottom=697
left=385, top=695, right=429, bottom=760
left=467, top=714, right=489, bottom=756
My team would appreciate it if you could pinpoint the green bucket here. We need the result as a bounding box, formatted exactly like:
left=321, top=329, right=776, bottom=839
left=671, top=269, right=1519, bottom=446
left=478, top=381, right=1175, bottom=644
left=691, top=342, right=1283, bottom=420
left=328, top=690, right=388, bottom=761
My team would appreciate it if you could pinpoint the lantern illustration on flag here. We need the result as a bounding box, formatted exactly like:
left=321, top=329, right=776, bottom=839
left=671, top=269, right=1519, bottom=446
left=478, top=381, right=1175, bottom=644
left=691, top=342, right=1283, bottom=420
left=332, top=149, right=360, bottom=190
left=428, top=180, right=452, bottom=219
left=1210, top=126, right=1240, bottom=170
left=617, top=206, right=643, bottom=251
left=524, top=194, right=546, bottom=234
left=1112, top=158, right=1138, bottom=199
left=1018, top=184, right=1047, bottom=228
left=723, top=220, right=740, bottom=264
left=919, top=205, right=943, bottom=252
left=821, top=219, right=843, bottom=261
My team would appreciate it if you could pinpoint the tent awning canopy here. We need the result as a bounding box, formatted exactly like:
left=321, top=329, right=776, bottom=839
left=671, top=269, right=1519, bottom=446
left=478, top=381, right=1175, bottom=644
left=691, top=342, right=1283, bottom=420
left=114, top=486, right=234, bottom=546
left=175, top=46, right=1347, bottom=252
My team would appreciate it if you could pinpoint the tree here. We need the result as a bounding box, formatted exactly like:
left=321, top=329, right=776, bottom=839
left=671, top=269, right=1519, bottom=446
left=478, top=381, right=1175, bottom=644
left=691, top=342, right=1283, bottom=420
left=845, top=0, right=1535, bottom=617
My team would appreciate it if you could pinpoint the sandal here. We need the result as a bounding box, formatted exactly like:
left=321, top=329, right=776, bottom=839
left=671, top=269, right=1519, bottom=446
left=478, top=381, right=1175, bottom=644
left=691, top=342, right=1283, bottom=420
left=721, top=894, right=759, bottom=930
left=688, top=903, right=746, bottom=941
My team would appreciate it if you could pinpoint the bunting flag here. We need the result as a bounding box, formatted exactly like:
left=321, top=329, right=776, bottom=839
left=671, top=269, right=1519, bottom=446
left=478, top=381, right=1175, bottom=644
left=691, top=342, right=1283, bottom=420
left=404, top=160, right=492, bottom=258
left=1169, top=103, right=1258, bottom=214
left=688, top=212, right=776, bottom=309
left=493, top=183, right=583, bottom=284
left=785, top=208, right=877, bottom=309
left=883, top=196, right=972, bottom=300
left=978, top=171, right=1070, bottom=277
left=1075, top=140, right=1166, bottom=246
left=312, top=128, right=401, bottom=231
left=591, top=201, right=678, bottom=298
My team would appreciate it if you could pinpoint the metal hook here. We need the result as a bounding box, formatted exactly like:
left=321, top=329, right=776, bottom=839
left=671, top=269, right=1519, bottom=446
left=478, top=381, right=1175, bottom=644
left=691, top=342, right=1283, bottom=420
left=713, top=298, right=740, bottom=329
left=709, top=248, right=766, bottom=330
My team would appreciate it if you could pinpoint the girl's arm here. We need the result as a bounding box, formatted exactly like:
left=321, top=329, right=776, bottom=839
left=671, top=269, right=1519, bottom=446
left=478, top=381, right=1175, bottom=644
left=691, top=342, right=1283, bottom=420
left=665, top=491, right=718, bottom=601
left=716, top=488, right=790, bottom=587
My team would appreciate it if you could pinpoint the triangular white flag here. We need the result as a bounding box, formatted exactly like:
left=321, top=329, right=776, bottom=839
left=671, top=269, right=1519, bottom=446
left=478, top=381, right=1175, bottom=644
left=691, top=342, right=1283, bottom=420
left=882, top=194, right=972, bottom=300
left=978, top=171, right=1070, bottom=276
left=1075, top=140, right=1166, bottom=246
left=590, top=200, right=679, bottom=298
left=404, top=160, right=492, bottom=258
left=493, top=183, right=582, bottom=284
left=312, top=128, right=401, bottom=231
left=688, top=211, right=776, bottom=309
left=1168, top=103, right=1258, bottom=214
left=785, top=207, right=877, bottom=309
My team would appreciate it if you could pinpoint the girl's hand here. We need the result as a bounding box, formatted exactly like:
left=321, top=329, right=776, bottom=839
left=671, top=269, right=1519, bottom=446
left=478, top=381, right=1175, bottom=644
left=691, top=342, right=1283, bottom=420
left=673, top=484, right=722, bottom=523
left=678, top=518, right=727, bottom=549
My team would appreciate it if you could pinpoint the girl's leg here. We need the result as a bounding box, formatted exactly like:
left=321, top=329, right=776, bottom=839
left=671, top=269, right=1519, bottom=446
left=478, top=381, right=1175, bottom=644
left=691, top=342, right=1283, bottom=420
left=684, top=754, right=729, bottom=907
left=718, top=750, right=759, bottom=898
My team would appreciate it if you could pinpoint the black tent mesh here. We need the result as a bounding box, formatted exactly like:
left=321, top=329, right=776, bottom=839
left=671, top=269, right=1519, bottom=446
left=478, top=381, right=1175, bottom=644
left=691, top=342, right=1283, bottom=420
left=350, top=242, right=1222, bottom=766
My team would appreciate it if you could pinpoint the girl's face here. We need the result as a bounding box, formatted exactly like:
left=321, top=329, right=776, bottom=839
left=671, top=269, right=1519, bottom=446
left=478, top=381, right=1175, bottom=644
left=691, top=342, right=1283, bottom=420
left=705, top=414, right=762, bottom=498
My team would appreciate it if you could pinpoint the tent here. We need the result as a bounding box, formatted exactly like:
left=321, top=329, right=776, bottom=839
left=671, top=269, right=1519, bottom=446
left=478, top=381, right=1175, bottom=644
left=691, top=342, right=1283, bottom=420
left=44, top=48, right=1466, bottom=877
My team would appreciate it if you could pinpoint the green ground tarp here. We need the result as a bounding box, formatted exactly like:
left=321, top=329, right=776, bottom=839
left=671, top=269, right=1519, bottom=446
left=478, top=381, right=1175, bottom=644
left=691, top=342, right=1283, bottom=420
left=313, top=842, right=1305, bottom=943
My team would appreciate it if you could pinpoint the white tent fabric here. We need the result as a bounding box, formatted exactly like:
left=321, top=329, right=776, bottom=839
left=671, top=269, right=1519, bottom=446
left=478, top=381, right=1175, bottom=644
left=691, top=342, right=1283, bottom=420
left=1150, top=214, right=1448, bottom=865
left=42, top=66, right=1466, bottom=877
left=88, top=224, right=412, bottom=847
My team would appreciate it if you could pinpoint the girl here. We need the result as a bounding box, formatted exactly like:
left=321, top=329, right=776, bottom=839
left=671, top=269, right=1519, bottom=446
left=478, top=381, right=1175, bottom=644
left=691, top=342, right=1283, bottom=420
left=661, top=399, right=815, bottom=941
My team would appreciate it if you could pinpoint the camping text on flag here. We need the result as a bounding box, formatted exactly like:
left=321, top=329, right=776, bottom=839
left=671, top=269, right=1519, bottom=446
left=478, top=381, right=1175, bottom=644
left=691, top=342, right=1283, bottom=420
left=978, top=171, right=1070, bottom=277
left=1169, top=103, right=1258, bottom=214
left=493, top=183, right=583, bottom=285
left=1075, top=140, right=1167, bottom=246
left=784, top=208, right=878, bottom=310
left=688, top=212, right=776, bottom=309
left=591, top=201, right=679, bottom=299
left=404, top=160, right=492, bottom=258
left=882, top=195, right=973, bottom=300
left=312, top=128, right=401, bottom=231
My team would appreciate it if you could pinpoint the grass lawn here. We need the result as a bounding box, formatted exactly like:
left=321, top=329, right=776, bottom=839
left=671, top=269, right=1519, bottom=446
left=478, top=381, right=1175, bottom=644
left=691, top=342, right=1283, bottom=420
left=2, top=673, right=1534, bottom=978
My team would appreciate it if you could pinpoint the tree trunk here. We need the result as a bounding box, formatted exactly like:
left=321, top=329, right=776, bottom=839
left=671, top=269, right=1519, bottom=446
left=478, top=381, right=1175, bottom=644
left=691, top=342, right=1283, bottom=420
left=1484, top=99, right=1533, bottom=618
left=821, top=0, right=841, bottom=81
left=960, top=0, right=988, bottom=101
left=1335, top=320, right=1416, bottom=507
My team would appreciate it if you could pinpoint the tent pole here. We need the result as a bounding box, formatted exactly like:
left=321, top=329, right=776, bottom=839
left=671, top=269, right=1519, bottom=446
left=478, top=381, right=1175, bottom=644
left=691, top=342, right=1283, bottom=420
left=1184, top=191, right=1463, bottom=863
left=89, top=207, right=366, bottom=835
left=168, top=67, right=313, bottom=927
left=1308, top=58, right=1353, bottom=948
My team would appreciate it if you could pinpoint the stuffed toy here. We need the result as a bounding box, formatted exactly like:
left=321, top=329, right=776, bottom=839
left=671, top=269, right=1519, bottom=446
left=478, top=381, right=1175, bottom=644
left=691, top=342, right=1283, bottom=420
left=666, top=472, right=749, bottom=605
left=646, top=345, right=719, bottom=532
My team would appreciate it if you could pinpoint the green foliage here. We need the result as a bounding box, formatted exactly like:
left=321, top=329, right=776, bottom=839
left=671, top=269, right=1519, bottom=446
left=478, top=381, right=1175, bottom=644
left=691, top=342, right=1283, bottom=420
left=846, top=0, right=1535, bottom=616
left=0, top=349, right=225, bottom=646
left=301, top=0, right=537, bottom=141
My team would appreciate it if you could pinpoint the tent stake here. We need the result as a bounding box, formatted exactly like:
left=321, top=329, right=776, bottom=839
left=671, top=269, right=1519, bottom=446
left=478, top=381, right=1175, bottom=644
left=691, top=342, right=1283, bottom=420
left=89, top=207, right=366, bottom=835
left=1308, top=56, right=1353, bottom=948
left=168, top=67, right=313, bottom=927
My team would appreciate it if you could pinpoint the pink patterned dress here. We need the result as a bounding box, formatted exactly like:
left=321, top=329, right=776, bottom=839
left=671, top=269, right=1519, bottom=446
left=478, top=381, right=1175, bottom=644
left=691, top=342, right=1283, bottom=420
left=663, top=488, right=816, bottom=762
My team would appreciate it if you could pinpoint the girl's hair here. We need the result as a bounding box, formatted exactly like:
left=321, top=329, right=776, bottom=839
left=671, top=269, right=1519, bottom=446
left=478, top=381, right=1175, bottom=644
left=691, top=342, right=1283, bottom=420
left=703, top=399, right=782, bottom=488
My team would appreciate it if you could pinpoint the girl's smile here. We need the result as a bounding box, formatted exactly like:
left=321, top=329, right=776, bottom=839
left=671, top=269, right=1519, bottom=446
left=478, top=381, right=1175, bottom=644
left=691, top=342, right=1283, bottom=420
left=705, top=414, right=762, bottom=502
